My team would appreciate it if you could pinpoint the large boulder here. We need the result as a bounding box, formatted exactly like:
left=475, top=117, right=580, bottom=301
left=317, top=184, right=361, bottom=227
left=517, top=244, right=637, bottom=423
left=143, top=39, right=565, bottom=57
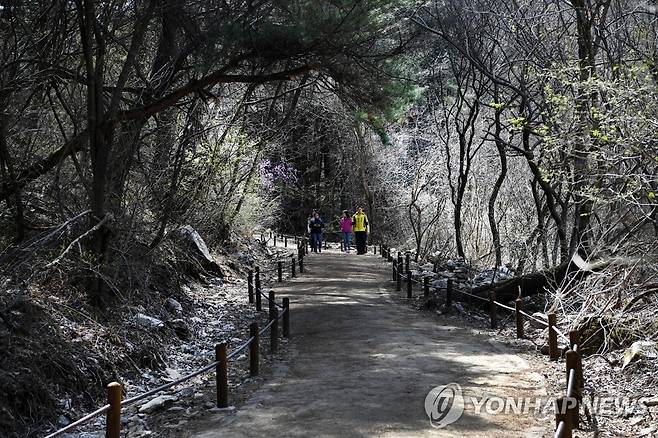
left=173, top=225, right=223, bottom=277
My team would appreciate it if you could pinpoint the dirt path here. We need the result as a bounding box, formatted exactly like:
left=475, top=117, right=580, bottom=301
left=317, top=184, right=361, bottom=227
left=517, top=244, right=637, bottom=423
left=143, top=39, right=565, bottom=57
left=188, top=250, right=549, bottom=437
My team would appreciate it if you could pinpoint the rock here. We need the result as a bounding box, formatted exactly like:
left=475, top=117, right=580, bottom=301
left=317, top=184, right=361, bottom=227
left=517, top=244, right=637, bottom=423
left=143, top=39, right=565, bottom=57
left=136, top=313, right=164, bottom=329
left=431, top=278, right=447, bottom=289
left=139, top=395, right=178, bottom=414
left=168, top=319, right=190, bottom=339
left=623, top=341, right=658, bottom=370
left=57, top=415, right=70, bottom=426
left=174, top=225, right=223, bottom=276
left=529, top=312, right=548, bottom=329
left=643, top=397, right=658, bottom=407
left=639, top=427, right=656, bottom=436
left=165, top=298, right=183, bottom=315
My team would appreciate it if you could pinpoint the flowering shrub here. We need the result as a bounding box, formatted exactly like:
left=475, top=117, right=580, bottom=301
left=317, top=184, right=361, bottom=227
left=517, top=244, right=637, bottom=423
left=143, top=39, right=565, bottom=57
left=259, top=159, right=298, bottom=190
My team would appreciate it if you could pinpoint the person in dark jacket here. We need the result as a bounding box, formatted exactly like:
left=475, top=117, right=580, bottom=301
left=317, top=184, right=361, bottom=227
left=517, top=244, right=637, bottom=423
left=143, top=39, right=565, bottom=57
left=308, top=212, right=325, bottom=253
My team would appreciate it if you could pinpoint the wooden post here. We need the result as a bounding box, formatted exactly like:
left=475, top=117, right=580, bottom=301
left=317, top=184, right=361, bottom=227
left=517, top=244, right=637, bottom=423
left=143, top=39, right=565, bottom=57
left=489, top=291, right=497, bottom=329
left=247, top=270, right=254, bottom=304
left=374, top=244, right=377, bottom=255
left=282, top=297, right=290, bottom=338
left=565, top=351, right=580, bottom=429
left=106, top=382, right=122, bottom=438
left=291, top=257, right=296, bottom=278
left=271, top=307, right=279, bottom=353
left=573, top=344, right=584, bottom=390
left=216, top=343, right=228, bottom=408
left=249, top=322, right=259, bottom=376
left=268, top=290, right=275, bottom=321
left=396, top=262, right=402, bottom=292
left=392, top=260, right=397, bottom=282
left=555, top=397, right=573, bottom=438
left=548, top=312, right=559, bottom=361
left=405, top=252, right=410, bottom=274
left=299, top=255, right=304, bottom=274
left=406, top=269, right=412, bottom=299
left=277, top=261, right=283, bottom=283
left=274, top=235, right=277, bottom=246
left=388, top=251, right=393, bottom=262
left=446, top=279, right=453, bottom=309
left=515, top=298, right=524, bottom=338
left=569, top=330, right=580, bottom=350
left=423, top=276, right=429, bottom=298
left=284, top=236, right=288, bottom=247
left=255, top=267, right=262, bottom=312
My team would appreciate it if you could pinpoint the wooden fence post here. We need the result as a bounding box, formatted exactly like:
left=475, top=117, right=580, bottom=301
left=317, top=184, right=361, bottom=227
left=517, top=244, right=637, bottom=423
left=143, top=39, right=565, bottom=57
left=216, top=343, right=228, bottom=408
left=387, top=250, right=393, bottom=262
left=548, top=312, right=559, bottom=361
left=277, top=261, right=283, bottom=283
left=274, top=235, right=277, bottom=247
left=271, top=308, right=279, bottom=353
left=392, top=260, right=397, bottom=282
left=249, top=322, right=259, bottom=376
left=405, top=252, right=410, bottom=274
left=406, top=269, right=412, bottom=299
left=569, top=330, right=580, bottom=350
left=247, top=270, right=254, bottom=304
left=396, top=262, right=402, bottom=292
left=291, top=257, right=296, bottom=278
left=255, top=267, right=262, bottom=312
left=489, top=291, right=497, bottom=329
left=299, top=255, right=304, bottom=274
left=283, top=297, right=290, bottom=338
left=515, top=298, right=524, bottom=339
left=106, top=382, right=122, bottom=438
left=268, top=290, right=275, bottom=321
left=284, top=236, right=288, bottom=247
left=423, top=276, right=429, bottom=298
left=565, top=351, right=580, bottom=429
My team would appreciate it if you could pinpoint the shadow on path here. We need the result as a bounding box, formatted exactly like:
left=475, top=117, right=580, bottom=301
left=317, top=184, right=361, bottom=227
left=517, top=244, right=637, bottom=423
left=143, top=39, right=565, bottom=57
left=188, top=251, right=549, bottom=438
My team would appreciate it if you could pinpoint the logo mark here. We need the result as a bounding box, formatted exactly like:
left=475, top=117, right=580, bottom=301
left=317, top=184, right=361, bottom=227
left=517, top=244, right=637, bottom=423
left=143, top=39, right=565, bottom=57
left=424, top=383, right=464, bottom=428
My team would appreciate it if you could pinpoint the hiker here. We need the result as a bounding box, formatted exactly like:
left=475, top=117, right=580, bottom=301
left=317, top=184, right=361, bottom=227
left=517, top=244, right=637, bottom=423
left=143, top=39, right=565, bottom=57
left=352, top=207, right=369, bottom=255
left=339, top=210, right=352, bottom=253
left=308, top=211, right=324, bottom=253
left=307, top=210, right=317, bottom=252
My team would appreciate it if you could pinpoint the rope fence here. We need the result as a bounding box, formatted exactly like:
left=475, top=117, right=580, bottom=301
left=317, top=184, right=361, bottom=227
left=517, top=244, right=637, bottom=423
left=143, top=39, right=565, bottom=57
left=45, top=233, right=305, bottom=438
left=379, top=244, right=586, bottom=438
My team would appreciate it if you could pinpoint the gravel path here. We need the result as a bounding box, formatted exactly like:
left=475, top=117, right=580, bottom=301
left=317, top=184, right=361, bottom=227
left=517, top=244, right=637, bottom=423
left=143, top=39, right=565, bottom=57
left=188, top=250, right=549, bottom=437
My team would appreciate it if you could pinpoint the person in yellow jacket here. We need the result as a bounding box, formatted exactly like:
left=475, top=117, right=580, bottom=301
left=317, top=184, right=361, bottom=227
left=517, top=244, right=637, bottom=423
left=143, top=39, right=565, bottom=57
left=352, top=207, right=369, bottom=255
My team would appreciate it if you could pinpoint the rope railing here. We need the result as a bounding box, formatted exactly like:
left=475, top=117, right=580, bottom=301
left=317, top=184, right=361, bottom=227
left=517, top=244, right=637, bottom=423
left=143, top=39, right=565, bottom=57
left=380, top=243, right=586, bottom=438
left=46, top=233, right=303, bottom=438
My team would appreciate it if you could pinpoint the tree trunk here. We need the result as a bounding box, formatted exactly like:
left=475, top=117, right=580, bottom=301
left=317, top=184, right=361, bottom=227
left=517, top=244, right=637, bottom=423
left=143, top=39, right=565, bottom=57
left=487, top=88, right=507, bottom=267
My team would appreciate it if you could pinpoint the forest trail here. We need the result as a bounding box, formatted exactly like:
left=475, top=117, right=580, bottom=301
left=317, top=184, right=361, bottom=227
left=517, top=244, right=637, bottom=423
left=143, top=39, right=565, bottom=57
left=188, top=250, right=549, bottom=438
